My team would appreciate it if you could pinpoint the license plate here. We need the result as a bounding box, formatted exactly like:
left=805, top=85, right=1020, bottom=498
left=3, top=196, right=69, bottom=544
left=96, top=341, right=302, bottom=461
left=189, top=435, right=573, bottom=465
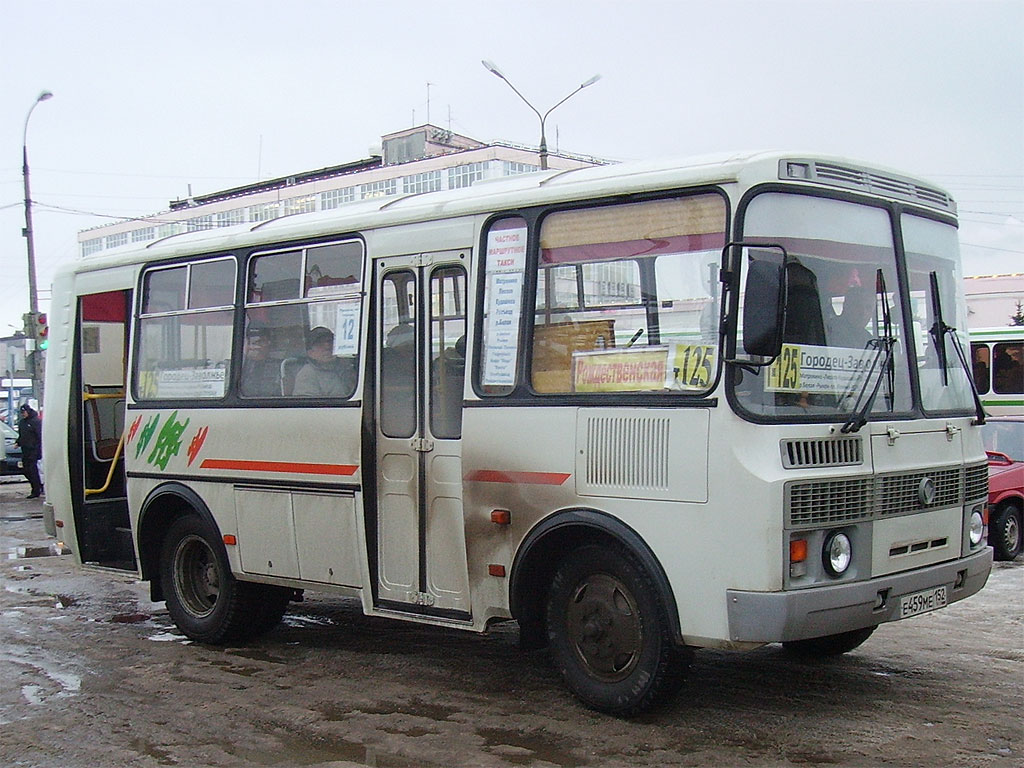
left=900, top=585, right=947, bottom=618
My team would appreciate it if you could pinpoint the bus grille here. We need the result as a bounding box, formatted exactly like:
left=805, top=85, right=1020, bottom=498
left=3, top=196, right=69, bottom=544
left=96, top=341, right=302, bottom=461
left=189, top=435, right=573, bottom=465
left=781, top=436, right=863, bottom=468
left=964, top=462, right=990, bottom=501
left=786, top=461, right=989, bottom=528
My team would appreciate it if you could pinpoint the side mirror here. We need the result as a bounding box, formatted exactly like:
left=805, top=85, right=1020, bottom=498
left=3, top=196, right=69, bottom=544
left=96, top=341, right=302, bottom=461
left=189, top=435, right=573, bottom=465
left=742, top=255, right=786, bottom=358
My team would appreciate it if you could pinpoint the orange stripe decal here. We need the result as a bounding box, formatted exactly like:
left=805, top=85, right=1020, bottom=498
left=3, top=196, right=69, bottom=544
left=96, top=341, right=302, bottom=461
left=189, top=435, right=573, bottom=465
left=199, top=459, right=358, bottom=476
left=465, top=469, right=571, bottom=485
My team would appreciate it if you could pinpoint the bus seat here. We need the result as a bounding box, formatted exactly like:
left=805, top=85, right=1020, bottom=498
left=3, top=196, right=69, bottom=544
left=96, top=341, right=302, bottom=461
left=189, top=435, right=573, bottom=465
left=280, top=357, right=305, bottom=396
left=783, top=263, right=826, bottom=346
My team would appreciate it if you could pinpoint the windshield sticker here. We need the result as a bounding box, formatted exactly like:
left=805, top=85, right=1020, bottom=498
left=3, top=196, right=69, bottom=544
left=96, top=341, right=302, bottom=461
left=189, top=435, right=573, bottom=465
left=156, top=368, right=226, bottom=398
left=573, top=344, right=715, bottom=393
left=766, top=343, right=874, bottom=394
left=482, top=224, right=528, bottom=387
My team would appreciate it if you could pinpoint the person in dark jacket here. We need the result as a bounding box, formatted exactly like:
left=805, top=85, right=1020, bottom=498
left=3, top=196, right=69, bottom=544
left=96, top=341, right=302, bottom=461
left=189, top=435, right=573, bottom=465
left=15, top=404, right=43, bottom=498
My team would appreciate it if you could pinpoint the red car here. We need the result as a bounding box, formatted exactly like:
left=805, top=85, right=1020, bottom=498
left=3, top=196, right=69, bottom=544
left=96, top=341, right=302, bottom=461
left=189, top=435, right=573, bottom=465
left=982, top=417, right=1023, bottom=560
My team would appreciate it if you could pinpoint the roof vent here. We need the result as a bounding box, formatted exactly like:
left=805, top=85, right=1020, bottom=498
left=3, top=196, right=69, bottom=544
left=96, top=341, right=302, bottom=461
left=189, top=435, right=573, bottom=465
left=780, top=159, right=956, bottom=214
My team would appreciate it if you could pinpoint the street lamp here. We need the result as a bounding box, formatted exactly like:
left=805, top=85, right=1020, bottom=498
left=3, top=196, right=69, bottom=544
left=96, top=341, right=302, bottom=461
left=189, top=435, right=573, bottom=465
left=481, top=61, right=600, bottom=170
left=22, top=89, right=53, bottom=406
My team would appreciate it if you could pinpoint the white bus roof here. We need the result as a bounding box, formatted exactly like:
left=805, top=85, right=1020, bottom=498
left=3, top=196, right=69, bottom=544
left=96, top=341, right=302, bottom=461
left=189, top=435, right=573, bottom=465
left=60, top=150, right=956, bottom=279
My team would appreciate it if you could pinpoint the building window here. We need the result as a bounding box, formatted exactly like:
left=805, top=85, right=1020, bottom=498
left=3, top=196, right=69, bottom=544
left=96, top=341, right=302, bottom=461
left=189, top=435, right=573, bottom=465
left=158, top=223, right=180, bottom=239
left=360, top=178, right=397, bottom=199
left=403, top=170, right=442, bottom=194
left=449, top=162, right=488, bottom=189
left=383, top=132, right=426, bottom=164
left=321, top=187, right=356, bottom=210
left=105, top=232, right=128, bottom=249
left=132, top=227, right=156, bottom=243
left=248, top=202, right=280, bottom=223
left=187, top=215, right=214, bottom=232
left=215, top=209, right=244, bottom=227
left=284, top=195, right=316, bottom=216
left=81, top=238, right=103, bottom=257
left=502, top=161, right=539, bottom=176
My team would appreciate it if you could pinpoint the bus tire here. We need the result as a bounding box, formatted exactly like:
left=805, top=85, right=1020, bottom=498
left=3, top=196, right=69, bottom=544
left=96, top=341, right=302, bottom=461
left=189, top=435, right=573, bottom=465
left=545, top=543, right=690, bottom=716
left=782, top=626, right=876, bottom=657
left=160, top=515, right=285, bottom=643
left=990, top=503, right=1022, bottom=561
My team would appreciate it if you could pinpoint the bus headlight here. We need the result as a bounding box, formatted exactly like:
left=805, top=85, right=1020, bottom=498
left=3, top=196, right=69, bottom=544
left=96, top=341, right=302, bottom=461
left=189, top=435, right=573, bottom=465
left=823, top=531, right=852, bottom=577
left=968, top=509, right=985, bottom=547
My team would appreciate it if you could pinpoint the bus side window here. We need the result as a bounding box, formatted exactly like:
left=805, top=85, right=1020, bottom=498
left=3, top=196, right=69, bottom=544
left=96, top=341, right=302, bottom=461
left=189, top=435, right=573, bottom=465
left=993, top=342, right=1023, bottom=394
left=971, top=343, right=991, bottom=394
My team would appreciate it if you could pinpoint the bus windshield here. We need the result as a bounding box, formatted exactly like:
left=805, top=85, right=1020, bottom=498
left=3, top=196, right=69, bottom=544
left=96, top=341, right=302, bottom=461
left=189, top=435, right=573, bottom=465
left=732, top=192, right=913, bottom=421
left=901, top=213, right=976, bottom=414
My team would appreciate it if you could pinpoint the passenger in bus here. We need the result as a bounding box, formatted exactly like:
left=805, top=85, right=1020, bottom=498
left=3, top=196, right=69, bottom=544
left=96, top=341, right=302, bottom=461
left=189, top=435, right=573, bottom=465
left=993, top=345, right=1023, bottom=394
left=293, top=327, right=355, bottom=397
left=828, top=284, right=875, bottom=349
left=240, top=326, right=280, bottom=397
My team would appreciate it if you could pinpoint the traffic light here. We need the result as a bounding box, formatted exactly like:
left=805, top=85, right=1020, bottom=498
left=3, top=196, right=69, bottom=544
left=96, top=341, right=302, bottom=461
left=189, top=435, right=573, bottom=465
left=36, top=313, right=49, bottom=351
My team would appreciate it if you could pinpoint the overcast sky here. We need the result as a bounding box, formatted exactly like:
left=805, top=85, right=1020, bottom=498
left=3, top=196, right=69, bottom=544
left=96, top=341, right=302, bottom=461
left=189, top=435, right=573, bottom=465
left=2, top=0, right=1021, bottom=336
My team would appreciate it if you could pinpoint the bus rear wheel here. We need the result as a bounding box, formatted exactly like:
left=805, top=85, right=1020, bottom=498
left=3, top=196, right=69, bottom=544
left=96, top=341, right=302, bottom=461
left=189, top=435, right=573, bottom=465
left=545, top=543, right=690, bottom=716
left=159, top=515, right=289, bottom=643
left=782, top=626, right=876, bottom=657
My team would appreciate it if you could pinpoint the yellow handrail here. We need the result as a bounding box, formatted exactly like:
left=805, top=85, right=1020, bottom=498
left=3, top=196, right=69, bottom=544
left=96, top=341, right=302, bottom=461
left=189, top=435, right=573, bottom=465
left=84, top=432, right=125, bottom=496
left=82, top=389, right=127, bottom=497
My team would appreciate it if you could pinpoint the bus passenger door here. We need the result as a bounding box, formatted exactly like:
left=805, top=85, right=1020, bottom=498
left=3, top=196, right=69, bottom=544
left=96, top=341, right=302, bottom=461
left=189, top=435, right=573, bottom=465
left=70, top=290, right=136, bottom=569
left=374, top=253, right=470, bottom=617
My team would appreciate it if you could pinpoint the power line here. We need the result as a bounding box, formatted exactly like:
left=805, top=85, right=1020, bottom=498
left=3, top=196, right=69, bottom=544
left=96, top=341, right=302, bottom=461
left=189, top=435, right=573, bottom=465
left=960, top=242, right=1024, bottom=254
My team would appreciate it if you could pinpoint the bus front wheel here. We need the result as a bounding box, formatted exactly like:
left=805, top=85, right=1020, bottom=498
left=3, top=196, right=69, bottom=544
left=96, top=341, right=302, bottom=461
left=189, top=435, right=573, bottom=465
left=159, top=515, right=289, bottom=643
left=545, top=543, right=690, bottom=715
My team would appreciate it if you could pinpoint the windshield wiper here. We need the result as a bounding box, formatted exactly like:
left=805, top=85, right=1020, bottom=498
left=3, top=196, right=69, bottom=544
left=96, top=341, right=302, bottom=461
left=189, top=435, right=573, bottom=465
left=927, top=271, right=986, bottom=425
left=841, top=270, right=895, bottom=434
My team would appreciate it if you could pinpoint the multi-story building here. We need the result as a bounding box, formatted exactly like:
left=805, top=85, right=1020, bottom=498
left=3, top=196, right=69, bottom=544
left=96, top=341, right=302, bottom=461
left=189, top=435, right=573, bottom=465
left=78, top=125, right=605, bottom=257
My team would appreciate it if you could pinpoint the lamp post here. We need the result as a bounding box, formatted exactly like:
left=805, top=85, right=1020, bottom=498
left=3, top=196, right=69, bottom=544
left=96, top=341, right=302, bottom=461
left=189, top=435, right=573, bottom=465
left=22, top=89, right=52, bottom=406
left=482, top=61, right=600, bottom=170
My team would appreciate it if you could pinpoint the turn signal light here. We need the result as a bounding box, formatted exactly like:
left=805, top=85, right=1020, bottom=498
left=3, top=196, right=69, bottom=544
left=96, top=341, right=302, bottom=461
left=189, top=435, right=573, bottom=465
left=789, top=539, right=808, bottom=563
left=490, top=509, right=511, bottom=525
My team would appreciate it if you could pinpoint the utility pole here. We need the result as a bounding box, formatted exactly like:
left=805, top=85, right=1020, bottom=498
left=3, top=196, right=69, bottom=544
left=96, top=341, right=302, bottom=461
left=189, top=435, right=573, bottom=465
left=22, top=90, right=53, bottom=407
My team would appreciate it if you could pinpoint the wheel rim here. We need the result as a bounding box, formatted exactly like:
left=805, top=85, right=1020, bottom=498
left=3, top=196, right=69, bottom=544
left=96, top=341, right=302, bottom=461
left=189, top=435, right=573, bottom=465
left=173, top=533, right=220, bottom=618
left=565, top=572, right=642, bottom=682
left=1003, top=513, right=1021, bottom=552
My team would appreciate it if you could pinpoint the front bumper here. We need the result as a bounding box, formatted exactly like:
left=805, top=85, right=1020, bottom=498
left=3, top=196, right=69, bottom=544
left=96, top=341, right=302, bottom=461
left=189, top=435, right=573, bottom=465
left=726, top=547, right=992, bottom=643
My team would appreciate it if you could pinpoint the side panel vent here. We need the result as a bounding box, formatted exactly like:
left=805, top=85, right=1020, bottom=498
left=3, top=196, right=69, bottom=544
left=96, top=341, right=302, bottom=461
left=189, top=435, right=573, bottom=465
left=586, top=414, right=670, bottom=491
left=781, top=437, right=863, bottom=469
left=576, top=408, right=709, bottom=502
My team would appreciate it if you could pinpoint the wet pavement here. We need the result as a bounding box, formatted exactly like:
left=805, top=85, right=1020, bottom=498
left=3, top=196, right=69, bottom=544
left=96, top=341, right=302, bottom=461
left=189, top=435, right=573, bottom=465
left=1, top=483, right=1022, bottom=768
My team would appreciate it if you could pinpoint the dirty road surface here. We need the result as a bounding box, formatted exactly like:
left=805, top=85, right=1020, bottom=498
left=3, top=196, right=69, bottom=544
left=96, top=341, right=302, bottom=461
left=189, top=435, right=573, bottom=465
left=2, top=482, right=1021, bottom=768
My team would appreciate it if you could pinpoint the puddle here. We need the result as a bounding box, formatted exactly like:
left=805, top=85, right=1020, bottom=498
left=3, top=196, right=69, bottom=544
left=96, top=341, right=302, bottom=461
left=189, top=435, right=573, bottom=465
left=110, top=612, right=152, bottom=623
left=224, top=647, right=290, bottom=665
left=341, top=700, right=459, bottom=723
left=282, top=614, right=335, bottom=628
left=228, top=732, right=423, bottom=767
left=478, top=727, right=583, bottom=767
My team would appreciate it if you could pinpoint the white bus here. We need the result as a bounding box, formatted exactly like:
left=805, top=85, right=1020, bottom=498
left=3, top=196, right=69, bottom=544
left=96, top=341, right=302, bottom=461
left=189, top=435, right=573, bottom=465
left=44, top=152, right=992, bottom=714
left=969, top=326, right=1024, bottom=415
